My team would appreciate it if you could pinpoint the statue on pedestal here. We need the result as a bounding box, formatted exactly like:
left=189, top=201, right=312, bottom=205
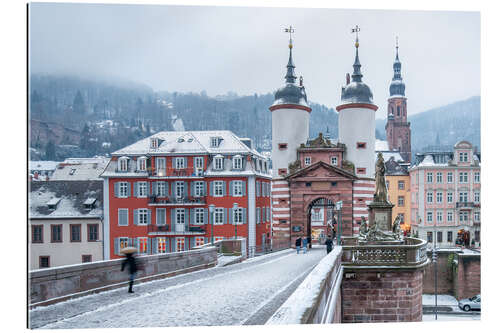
left=374, top=152, right=389, bottom=203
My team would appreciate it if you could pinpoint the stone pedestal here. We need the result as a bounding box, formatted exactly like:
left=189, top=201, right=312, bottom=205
left=368, top=201, right=394, bottom=231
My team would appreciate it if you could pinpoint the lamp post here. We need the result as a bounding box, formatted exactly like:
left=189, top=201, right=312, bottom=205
left=233, top=203, right=238, bottom=239
left=432, top=245, right=438, bottom=320
left=336, top=201, right=343, bottom=246
left=209, top=204, right=215, bottom=245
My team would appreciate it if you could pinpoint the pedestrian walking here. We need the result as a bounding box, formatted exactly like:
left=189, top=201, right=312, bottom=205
left=121, top=248, right=138, bottom=293
left=325, top=236, right=333, bottom=254
left=302, top=237, right=307, bottom=254
left=295, top=237, right=302, bottom=254
left=307, top=236, right=312, bottom=249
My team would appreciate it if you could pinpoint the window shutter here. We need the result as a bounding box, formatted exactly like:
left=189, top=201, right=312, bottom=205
left=210, top=181, right=214, bottom=196
left=190, top=208, right=195, bottom=224
left=242, top=181, right=247, bottom=196
left=152, top=238, right=158, bottom=254
left=147, top=209, right=151, bottom=225
left=185, top=210, right=189, bottom=232
left=223, top=208, right=228, bottom=224
left=204, top=237, right=208, bottom=244
left=171, top=209, right=175, bottom=226
left=182, top=181, right=186, bottom=198
left=171, top=182, right=175, bottom=198
left=147, top=238, right=152, bottom=254
left=114, top=182, right=119, bottom=197
left=257, top=208, right=260, bottom=224
left=163, top=181, right=168, bottom=197
left=126, top=182, right=131, bottom=197
left=242, top=157, right=247, bottom=170
left=135, top=237, right=140, bottom=251
left=152, top=182, right=158, bottom=196
left=203, top=208, right=208, bottom=224
left=267, top=207, right=270, bottom=222
left=243, top=208, right=247, bottom=224
left=191, top=181, right=195, bottom=197
left=189, top=237, right=195, bottom=249
left=222, top=181, right=226, bottom=196
left=256, top=181, right=260, bottom=197
left=184, top=157, right=188, bottom=168
left=114, top=238, right=119, bottom=255
left=133, top=182, right=138, bottom=197
left=229, top=207, right=234, bottom=225
left=202, top=181, right=206, bottom=196
left=172, top=157, right=176, bottom=168
left=165, top=238, right=170, bottom=253
left=146, top=182, right=150, bottom=196
left=229, top=181, right=234, bottom=196
left=133, top=209, right=138, bottom=225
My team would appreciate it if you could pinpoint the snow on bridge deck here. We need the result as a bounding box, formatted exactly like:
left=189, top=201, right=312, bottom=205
left=30, top=247, right=326, bottom=328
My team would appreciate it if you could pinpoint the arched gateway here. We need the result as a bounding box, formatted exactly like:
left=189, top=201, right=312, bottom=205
left=307, top=198, right=337, bottom=244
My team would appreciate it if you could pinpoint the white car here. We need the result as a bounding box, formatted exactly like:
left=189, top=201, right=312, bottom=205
left=458, top=294, right=481, bottom=311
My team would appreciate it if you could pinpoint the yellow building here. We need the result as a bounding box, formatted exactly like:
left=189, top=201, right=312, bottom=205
left=385, top=158, right=411, bottom=232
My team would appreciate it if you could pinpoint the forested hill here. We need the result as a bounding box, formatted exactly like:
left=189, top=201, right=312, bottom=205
left=29, top=74, right=479, bottom=160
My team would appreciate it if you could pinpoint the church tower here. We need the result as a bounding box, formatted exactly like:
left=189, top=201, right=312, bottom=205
left=269, top=28, right=311, bottom=178
left=385, top=39, right=411, bottom=162
left=336, top=27, right=378, bottom=178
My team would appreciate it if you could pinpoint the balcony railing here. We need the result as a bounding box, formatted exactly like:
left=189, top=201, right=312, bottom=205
left=148, top=168, right=204, bottom=178
left=341, top=237, right=428, bottom=268
left=456, top=202, right=477, bottom=209
left=147, top=224, right=206, bottom=235
left=148, top=195, right=206, bottom=205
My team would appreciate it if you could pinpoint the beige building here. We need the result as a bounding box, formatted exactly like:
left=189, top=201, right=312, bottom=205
left=29, top=180, right=103, bottom=270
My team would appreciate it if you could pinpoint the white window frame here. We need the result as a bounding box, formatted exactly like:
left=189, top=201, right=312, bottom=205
left=118, top=182, right=128, bottom=198
left=194, top=208, right=204, bottom=225
left=138, top=209, right=148, bottom=225
left=233, top=180, right=243, bottom=197
left=459, top=172, right=468, bottom=183
left=436, top=172, right=443, bottom=183
left=194, top=181, right=204, bottom=197
left=176, top=237, right=185, bottom=252
left=195, top=237, right=204, bottom=247
left=233, top=207, right=244, bottom=225
left=175, top=208, right=185, bottom=225
left=447, top=172, right=453, bottom=183
left=138, top=237, right=148, bottom=254
left=474, top=172, right=480, bottom=183
left=118, top=208, right=128, bottom=226
left=157, top=182, right=166, bottom=197
left=214, top=157, right=224, bottom=170
left=214, top=208, right=224, bottom=225
left=233, top=156, right=243, bottom=170
left=426, top=172, right=433, bottom=183
left=210, top=137, right=219, bottom=148
left=474, top=211, right=480, bottom=221
left=119, top=237, right=129, bottom=252
left=427, top=191, right=433, bottom=203
left=137, top=156, right=147, bottom=172
left=156, top=208, right=166, bottom=225
left=195, top=157, right=204, bottom=169
left=447, top=192, right=453, bottom=203
left=156, top=157, right=166, bottom=175
left=137, top=181, right=148, bottom=198
left=459, top=191, right=468, bottom=202
left=118, top=157, right=128, bottom=172
left=436, top=211, right=443, bottom=224
left=214, top=181, right=224, bottom=197
left=427, top=211, right=433, bottom=223
left=474, top=191, right=480, bottom=203
left=304, top=157, right=311, bottom=166
left=331, top=156, right=338, bottom=166
left=398, top=196, right=404, bottom=206
left=175, top=181, right=185, bottom=198
left=175, top=157, right=186, bottom=169
left=157, top=237, right=167, bottom=253
left=398, top=180, right=405, bottom=190
left=459, top=211, right=469, bottom=223
left=447, top=211, right=453, bottom=222
left=436, top=191, right=443, bottom=203
left=150, top=138, right=159, bottom=149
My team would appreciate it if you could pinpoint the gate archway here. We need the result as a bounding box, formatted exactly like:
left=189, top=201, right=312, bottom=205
left=306, top=198, right=336, bottom=245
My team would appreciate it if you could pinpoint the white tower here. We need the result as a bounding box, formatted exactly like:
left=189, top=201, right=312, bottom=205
left=336, top=27, right=378, bottom=178
left=269, top=28, right=311, bottom=178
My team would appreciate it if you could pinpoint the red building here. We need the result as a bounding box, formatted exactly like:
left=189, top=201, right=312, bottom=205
left=101, top=131, right=271, bottom=259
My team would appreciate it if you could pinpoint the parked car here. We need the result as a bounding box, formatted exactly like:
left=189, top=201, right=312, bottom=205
left=458, top=294, right=481, bottom=311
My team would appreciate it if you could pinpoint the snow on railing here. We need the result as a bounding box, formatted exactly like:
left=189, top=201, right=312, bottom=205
left=266, top=246, right=343, bottom=325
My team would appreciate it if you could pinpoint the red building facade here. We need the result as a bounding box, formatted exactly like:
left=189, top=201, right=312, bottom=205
left=101, top=131, right=271, bottom=259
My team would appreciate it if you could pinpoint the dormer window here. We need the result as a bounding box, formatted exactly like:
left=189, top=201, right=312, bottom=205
left=137, top=156, right=147, bottom=172
left=118, top=157, right=129, bottom=172
left=232, top=155, right=243, bottom=170
left=459, top=152, right=469, bottom=162
left=84, top=198, right=96, bottom=210
left=210, top=137, right=222, bottom=148
left=150, top=137, right=159, bottom=149
left=47, top=198, right=61, bottom=210
left=214, top=155, right=224, bottom=170
left=304, top=157, right=311, bottom=166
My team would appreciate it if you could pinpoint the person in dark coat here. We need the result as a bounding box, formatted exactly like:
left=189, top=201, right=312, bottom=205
left=307, top=236, right=312, bottom=249
left=295, top=237, right=302, bottom=254
left=121, top=253, right=138, bottom=293
left=302, top=237, right=308, bottom=254
left=325, top=237, right=333, bottom=254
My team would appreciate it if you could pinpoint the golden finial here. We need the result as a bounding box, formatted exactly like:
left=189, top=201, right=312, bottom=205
left=284, top=25, right=295, bottom=49
left=352, top=25, right=360, bottom=48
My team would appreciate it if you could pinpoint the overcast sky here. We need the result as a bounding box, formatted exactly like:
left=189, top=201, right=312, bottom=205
left=29, top=2, right=480, bottom=118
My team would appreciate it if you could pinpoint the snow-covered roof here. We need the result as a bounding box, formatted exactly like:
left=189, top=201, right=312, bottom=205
left=375, top=139, right=389, bottom=151
left=112, top=131, right=266, bottom=158
left=29, top=181, right=103, bottom=220
left=29, top=161, right=60, bottom=171
left=376, top=151, right=404, bottom=163
left=51, top=159, right=110, bottom=181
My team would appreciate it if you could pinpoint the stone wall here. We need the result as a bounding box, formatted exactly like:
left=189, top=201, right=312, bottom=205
left=423, top=250, right=455, bottom=295
left=454, top=252, right=481, bottom=300
left=30, top=247, right=217, bottom=307
left=341, top=270, right=423, bottom=323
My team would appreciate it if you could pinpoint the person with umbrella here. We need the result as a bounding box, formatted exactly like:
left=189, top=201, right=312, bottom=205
left=325, top=236, right=333, bottom=254
left=121, top=247, right=138, bottom=293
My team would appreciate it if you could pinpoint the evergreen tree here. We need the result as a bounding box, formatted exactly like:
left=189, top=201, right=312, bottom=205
left=73, top=90, right=85, bottom=114
left=45, top=141, right=56, bottom=160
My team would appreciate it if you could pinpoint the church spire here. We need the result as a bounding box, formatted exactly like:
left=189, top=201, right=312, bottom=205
left=351, top=25, right=363, bottom=83
left=389, top=36, right=405, bottom=96
left=392, top=36, right=402, bottom=80
left=284, top=25, right=297, bottom=84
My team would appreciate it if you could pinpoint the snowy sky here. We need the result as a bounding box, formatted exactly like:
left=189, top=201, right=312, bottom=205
left=29, top=1, right=480, bottom=118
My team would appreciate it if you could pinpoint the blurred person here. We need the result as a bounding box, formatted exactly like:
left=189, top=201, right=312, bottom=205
left=121, top=251, right=138, bottom=293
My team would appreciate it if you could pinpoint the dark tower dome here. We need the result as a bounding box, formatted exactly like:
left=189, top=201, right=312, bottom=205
left=389, top=43, right=406, bottom=96
left=270, top=39, right=310, bottom=109
left=340, top=37, right=374, bottom=104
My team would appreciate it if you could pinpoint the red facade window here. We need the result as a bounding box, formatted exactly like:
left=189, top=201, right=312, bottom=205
left=356, top=168, right=366, bottom=174
left=278, top=168, right=287, bottom=176
left=39, top=256, right=50, bottom=268
left=356, top=142, right=367, bottom=149
left=32, top=225, right=43, bottom=243
left=278, top=143, right=288, bottom=150
left=51, top=224, right=62, bottom=243
left=87, top=224, right=99, bottom=242
left=70, top=224, right=81, bottom=242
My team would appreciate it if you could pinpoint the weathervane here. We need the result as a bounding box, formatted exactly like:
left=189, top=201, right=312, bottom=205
left=351, top=25, right=360, bottom=48
left=284, top=25, right=295, bottom=48
left=396, top=36, right=399, bottom=51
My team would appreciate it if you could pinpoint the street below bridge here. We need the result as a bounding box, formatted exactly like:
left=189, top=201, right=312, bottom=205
left=30, top=246, right=326, bottom=329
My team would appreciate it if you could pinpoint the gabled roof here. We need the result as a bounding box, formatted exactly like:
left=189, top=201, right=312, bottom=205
left=285, top=161, right=357, bottom=180
left=51, top=158, right=109, bottom=181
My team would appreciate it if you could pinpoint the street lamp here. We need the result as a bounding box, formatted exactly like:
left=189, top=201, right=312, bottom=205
left=336, top=201, right=343, bottom=246
left=209, top=204, right=215, bottom=245
left=233, top=203, right=238, bottom=239
left=432, top=246, right=438, bottom=320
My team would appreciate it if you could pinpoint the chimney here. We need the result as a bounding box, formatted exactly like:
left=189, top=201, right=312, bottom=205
left=346, top=73, right=350, bottom=85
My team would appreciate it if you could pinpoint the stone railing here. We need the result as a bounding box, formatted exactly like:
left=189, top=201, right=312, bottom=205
left=29, top=246, right=217, bottom=308
left=266, top=246, right=344, bottom=325
left=341, top=237, right=428, bottom=269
